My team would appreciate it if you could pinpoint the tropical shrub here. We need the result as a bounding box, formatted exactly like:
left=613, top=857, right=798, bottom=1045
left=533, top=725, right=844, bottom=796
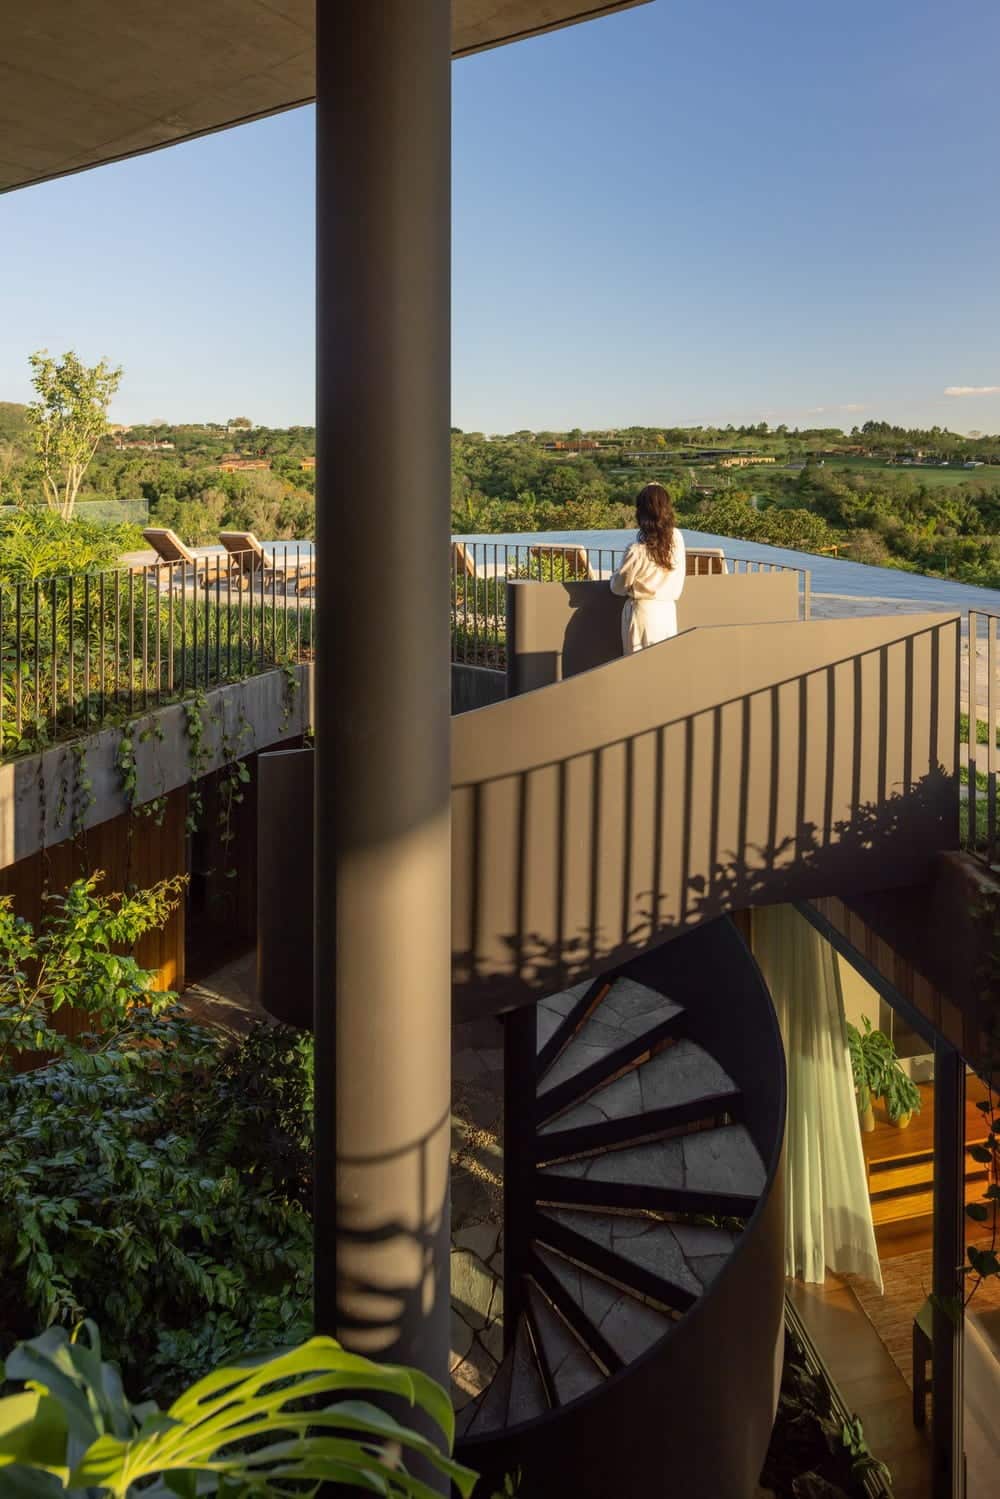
left=0, top=873, right=186, bottom=1068
left=0, top=875, right=314, bottom=1401
left=0, top=1321, right=476, bottom=1497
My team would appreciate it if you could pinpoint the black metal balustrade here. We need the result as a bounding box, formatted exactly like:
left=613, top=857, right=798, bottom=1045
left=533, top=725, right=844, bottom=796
left=449, top=540, right=812, bottom=670
left=3, top=541, right=998, bottom=868
left=0, top=547, right=315, bottom=756
left=965, top=610, right=1000, bottom=864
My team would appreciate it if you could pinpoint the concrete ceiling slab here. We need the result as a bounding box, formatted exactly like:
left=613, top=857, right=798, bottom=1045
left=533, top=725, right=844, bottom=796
left=0, top=1, right=650, bottom=194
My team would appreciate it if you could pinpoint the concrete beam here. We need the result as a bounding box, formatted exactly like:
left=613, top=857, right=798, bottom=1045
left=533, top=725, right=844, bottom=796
left=0, top=665, right=312, bottom=872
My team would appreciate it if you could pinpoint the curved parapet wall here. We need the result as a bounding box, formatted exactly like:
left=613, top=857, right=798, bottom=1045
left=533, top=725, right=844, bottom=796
left=452, top=611, right=958, bottom=1020
left=257, top=612, right=958, bottom=1030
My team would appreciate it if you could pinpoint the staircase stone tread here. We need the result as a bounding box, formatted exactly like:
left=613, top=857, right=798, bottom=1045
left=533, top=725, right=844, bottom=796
left=540, top=1136, right=686, bottom=1190
left=536, top=982, right=592, bottom=1053
left=539, top=1069, right=642, bottom=1132
left=534, top=1244, right=672, bottom=1361
left=537, top=1207, right=703, bottom=1299
left=465, top=1345, right=516, bottom=1437
left=537, top=980, right=683, bottom=1097
left=527, top=1282, right=604, bottom=1404
left=507, top=1315, right=548, bottom=1426
left=538, top=1039, right=735, bottom=1134
left=539, top=1124, right=765, bottom=1200
left=683, top=1123, right=766, bottom=1196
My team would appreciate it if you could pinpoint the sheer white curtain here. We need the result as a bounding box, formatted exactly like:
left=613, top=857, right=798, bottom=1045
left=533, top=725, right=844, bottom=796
left=753, top=905, right=883, bottom=1291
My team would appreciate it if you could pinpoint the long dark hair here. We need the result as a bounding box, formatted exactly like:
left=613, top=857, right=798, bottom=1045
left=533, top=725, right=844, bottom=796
left=636, top=483, right=676, bottom=569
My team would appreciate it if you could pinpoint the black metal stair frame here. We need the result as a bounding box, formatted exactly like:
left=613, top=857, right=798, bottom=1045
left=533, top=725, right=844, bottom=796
left=456, top=917, right=788, bottom=1499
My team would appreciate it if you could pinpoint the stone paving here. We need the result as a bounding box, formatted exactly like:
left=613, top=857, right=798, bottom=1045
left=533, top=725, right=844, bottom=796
left=450, top=1015, right=506, bottom=1413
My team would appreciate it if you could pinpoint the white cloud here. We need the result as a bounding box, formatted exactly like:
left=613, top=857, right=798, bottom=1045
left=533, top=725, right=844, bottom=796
left=805, top=402, right=865, bottom=415
left=944, top=385, right=1000, bottom=397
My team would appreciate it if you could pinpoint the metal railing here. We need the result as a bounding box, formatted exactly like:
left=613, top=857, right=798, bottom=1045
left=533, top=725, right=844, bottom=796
left=449, top=540, right=811, bottom=669
left=0, top=547, right=315, bottom=757
left=965, top=610, right=1000, bottom=863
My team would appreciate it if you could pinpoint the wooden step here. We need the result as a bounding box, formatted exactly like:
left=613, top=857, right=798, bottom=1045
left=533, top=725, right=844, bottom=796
left=868, top=1144, right=990, bottom=1197
left=870, top=1172, right=995, bottom=1227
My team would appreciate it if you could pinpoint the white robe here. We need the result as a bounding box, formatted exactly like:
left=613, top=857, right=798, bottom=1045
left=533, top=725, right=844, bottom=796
left=610, top=534, right=687, bottom=654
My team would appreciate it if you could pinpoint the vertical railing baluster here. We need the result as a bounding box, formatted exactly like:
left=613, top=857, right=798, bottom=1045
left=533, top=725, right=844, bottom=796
left=204, top=551, right=211, bottom=688
left=214, top=556, right=222, bottom=685
left=270, top=547, right=277, bottom=665
left=968, top=612, right=978, bottom=851
left=141, top=567, right=149, bottom=708
left=191, top=561, right=198, bottom=698
left=181, top=562, right=189, bottom=695
left=239, top=557, right=246, bottom=675
left=167, top=565, right=175, bottom=695
left=83, top=576, right=91, bottom=728
left=33, top=582, right=41, bottom=732
left=226, top=556, right=233, bottom=677
left=295, top=544, right=302, bottom=662
left=989, top=615, right=998, bottom=863
left=153, top=566, right=161, bottom=704
left=99, top=575, right=106, bottom=719
left=258, top=551, right=266, bottom=673
left=15, top=584, right=23, bottom=739
left=67, top=576, right=75, bottom=728
left=282, top=544, right=289, bottom=661
left=127, top=571, right=136, bottom=714
left=50, top=579, right=58, bottom=739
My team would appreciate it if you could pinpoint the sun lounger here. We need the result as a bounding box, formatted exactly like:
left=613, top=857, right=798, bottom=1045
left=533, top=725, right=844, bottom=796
left=528, top=543, right=595, bottom=579
left=686, top=548, right=728, bottom=576
left=451, top=541, right=478, bottom=579
left=140, top=528, right=211, bottom=587
left=218, top=532, right=315, bottom=596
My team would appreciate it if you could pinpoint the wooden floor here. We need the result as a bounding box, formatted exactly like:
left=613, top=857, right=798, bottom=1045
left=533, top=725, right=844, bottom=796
left=788, top=1276, right=931, bottom=1499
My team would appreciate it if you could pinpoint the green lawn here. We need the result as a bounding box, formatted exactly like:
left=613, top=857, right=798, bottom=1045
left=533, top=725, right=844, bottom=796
left=820, top=456, right=997, bottom=487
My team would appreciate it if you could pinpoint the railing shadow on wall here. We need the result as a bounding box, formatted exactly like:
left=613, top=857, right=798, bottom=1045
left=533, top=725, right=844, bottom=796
left=451, top=613, right=959, bottom=1021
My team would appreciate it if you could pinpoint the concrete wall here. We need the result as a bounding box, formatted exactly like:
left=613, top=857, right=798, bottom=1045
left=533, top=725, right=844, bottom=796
left=453, top=610, right=959, bottom=1018
left=452, top=663, right=505, bottom=713
left=0, top=664, right=313, bottom=873
left=506, top=571, right=803, bottom=694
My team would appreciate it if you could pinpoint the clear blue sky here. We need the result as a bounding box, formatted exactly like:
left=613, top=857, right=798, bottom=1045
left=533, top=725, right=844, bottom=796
left=1, top=0, right=998, bottom=433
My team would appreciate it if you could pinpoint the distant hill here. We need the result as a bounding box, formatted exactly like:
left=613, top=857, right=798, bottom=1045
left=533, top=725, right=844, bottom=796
left=0, top=402, right=28, bottom=444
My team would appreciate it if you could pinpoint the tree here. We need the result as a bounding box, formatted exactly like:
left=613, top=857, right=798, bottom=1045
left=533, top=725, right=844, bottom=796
left=26, top=350, right=122, bottom=520
left=228, top=415, right=253, bottom=429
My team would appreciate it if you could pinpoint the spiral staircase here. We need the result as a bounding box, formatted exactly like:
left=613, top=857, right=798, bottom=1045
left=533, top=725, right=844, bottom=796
left=259, top=590, right=958, bottom=1498
left=451, top=916, right=786, bottom=1498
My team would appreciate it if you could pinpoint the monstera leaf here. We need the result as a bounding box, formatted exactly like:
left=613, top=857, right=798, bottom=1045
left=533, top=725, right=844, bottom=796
left=0, top=1323, right=478, bottom=1498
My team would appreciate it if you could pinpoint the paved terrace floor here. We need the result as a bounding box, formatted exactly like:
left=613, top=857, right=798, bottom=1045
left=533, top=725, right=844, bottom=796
left=181, top=951, right=506, bottom=1410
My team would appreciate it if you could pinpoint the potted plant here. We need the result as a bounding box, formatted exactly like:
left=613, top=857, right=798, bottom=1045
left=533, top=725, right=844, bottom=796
left=881, top=1058, right=922, bottom=1129
left=846, top=1016, right=894, bottom=1133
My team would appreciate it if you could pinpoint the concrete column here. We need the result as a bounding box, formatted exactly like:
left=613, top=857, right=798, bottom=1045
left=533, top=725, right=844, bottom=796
left=314, top=0, right=452, bottom=1398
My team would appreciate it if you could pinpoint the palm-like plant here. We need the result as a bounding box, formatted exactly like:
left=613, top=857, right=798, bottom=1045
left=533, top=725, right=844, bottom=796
left=0, top=1321, right=477, bottom=1497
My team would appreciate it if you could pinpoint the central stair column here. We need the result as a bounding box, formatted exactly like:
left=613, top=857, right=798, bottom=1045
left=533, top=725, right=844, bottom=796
left=313, top=0, right=452, bottom=1403
left=504, top=1002, right=539, bottom=1351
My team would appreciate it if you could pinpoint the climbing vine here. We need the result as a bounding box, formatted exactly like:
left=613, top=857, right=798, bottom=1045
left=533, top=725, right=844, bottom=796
left=115, top=716, right=167, bottom=826
left=70, top=740, right=95, bottom=839
left=183, top=691, right=213, bottom=834
left=217, top=707, right=253, bottom=880
left=280, top=659, right=299, bottom=732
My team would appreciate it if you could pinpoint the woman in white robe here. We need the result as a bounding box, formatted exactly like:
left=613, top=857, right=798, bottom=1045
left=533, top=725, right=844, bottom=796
left=610, top=484, right=687, bottom=654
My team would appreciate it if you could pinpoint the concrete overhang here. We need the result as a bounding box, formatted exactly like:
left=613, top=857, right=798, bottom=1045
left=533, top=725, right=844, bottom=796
left=0, top=1, right=651, bottom=195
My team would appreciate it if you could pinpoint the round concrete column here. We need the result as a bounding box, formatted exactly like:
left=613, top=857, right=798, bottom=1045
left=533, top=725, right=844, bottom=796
left=314, top=0, right=452, bottom=1396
